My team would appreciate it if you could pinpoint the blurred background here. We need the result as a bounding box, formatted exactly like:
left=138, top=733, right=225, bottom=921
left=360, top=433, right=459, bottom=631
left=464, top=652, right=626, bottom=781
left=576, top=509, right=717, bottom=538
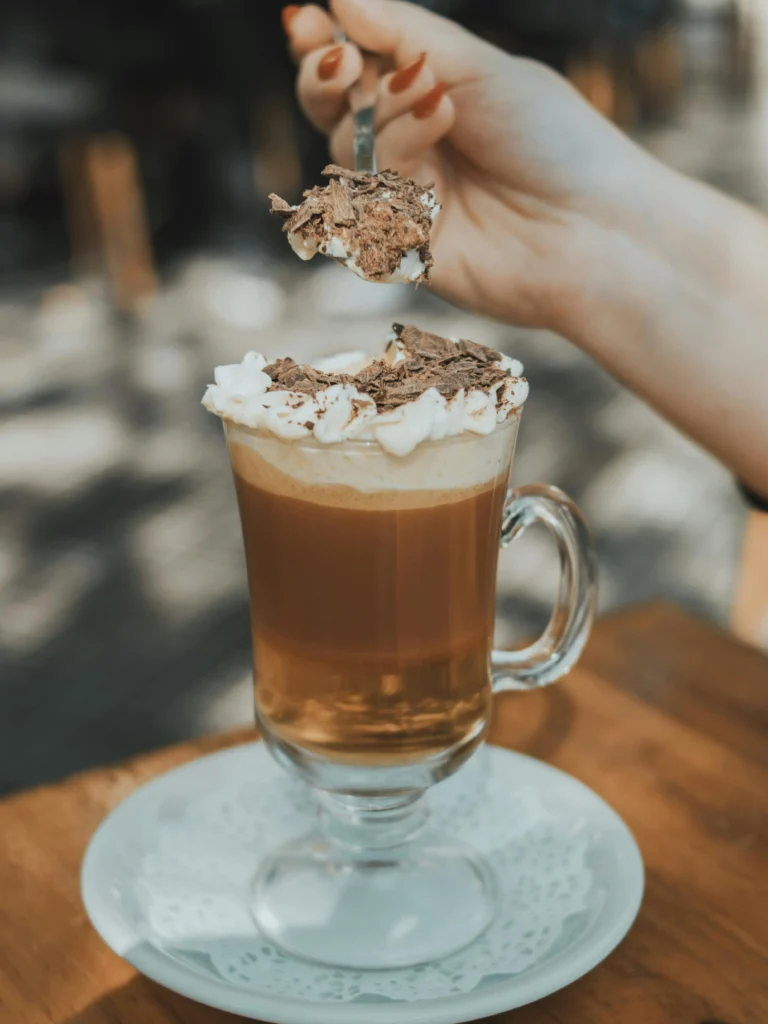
left=1, top=0, right=764, bottom=793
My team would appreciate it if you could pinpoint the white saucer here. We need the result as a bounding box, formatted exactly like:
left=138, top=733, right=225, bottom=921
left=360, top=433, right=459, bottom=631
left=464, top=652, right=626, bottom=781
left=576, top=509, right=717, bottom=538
left=82, top=742, right=643, bottom=1023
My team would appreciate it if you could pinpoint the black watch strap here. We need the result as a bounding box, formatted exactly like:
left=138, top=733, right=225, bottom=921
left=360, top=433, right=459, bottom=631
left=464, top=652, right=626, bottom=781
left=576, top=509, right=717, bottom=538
left=739, top=482, right=768, bottom=513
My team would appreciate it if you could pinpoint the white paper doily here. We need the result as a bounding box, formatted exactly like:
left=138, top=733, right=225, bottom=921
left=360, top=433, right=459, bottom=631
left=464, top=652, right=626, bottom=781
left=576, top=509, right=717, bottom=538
left=82, top=742, right=643, bottom=1023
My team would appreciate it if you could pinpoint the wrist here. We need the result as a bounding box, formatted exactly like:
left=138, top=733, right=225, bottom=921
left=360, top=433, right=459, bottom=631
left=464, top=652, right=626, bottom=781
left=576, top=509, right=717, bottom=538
left=546, top=159, right=690, bottom=347
left=537, top=154, right=768, bottom=496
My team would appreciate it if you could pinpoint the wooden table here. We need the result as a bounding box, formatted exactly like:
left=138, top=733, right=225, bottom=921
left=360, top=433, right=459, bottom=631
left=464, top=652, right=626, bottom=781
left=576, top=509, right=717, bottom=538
left=2, top=603, right=767, bottom=1024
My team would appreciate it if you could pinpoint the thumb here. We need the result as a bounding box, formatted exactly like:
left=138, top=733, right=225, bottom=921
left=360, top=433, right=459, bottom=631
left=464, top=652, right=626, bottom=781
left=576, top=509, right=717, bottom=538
left=330, top=0, right=493, bottom=84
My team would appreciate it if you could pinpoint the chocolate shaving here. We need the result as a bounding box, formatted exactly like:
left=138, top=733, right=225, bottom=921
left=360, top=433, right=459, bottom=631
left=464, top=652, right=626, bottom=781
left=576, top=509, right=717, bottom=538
left=352, top=197, right=370, bottom=219
left=354, top=363, right=384, bottom=387
left=364, top=324, right=511, bottom=411
left=322, top=164, right=373, bottom=183
left=328, top=178, right=356, bottom=225
left=262, top=324, right=516, bottom=414
left=269, top=194, right=294, bottom=216
left=284, top=196, right=322, bottom=234
left=459, top=339, right=497, bottom=363
left=265, top=358, right=357, bottom=398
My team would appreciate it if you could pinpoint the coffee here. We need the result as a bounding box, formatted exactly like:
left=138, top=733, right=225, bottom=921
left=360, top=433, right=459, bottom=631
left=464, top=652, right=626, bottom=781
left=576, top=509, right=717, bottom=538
left=230, top=438, right=508, bottom=765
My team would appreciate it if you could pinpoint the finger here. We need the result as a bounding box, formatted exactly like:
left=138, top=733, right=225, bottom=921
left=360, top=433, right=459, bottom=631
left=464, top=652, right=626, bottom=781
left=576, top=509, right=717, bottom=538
left=282, top=4, right=336, bottom=63
left=331, top=85, right=455, bottom=180
left=378, top=52, right=437, bottom=127
left=297, top=42, right=365, bottom=134
left=328, top=115, right=355, bottom=169
left=330, top=0, right=492, bottom=85
left=330, top=53, right=436, bottom=161
left=377, top=85, right=454, bottom=178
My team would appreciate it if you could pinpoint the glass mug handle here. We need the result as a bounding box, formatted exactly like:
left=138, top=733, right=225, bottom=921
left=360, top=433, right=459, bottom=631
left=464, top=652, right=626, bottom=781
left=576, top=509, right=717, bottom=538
left=492, top=483, right=597, bottom=691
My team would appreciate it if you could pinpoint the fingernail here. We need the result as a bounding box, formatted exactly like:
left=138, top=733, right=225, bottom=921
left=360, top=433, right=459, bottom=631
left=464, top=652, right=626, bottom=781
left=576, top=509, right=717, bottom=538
left=318, top=45, right=345, bottom=82
left=389, top=52, right=427, bottom=94
left=412, top=82, right=446, bottom=119
left=281, top=5, right=302, bottom=34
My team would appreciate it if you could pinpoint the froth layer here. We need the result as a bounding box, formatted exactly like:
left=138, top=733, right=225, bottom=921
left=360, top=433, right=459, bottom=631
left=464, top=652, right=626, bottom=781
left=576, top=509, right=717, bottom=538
left=228, top=419, right=517, bottom=508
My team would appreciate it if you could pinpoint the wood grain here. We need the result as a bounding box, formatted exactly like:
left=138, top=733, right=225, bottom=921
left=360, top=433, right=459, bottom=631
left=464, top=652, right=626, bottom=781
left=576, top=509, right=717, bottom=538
left=1, top=603, right=767, bottom=1024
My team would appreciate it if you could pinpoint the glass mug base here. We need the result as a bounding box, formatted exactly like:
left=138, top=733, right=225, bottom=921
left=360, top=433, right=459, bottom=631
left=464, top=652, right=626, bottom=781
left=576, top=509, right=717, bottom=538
left=251, top=793, right=495, bottom=969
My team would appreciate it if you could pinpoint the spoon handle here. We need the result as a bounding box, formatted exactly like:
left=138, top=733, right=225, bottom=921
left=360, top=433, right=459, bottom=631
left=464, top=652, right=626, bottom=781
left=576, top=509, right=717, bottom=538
left=334, top=29, right=379, bottom=174
left=352, top=101, right=376, bottom=174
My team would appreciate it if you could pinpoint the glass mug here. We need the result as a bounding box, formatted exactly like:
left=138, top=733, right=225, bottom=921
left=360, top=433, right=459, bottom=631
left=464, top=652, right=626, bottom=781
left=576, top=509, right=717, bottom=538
left=224, top=409, right=596, bottom=970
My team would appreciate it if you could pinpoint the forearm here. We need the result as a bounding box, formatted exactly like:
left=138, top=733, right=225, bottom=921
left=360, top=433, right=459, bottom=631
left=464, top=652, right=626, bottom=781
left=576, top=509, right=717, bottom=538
left=558, top=164, right=768, bottom=495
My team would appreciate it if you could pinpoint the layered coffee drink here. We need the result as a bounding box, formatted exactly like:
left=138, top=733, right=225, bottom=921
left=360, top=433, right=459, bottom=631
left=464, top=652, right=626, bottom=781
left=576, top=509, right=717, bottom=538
left=204, top=324, right=529, bottom=766
left=229, top=432, right=509, bottom=764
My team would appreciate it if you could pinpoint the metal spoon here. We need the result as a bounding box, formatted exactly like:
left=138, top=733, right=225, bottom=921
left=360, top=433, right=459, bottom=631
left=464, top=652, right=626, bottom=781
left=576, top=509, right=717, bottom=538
left=334, top=30, right=379, bottom=174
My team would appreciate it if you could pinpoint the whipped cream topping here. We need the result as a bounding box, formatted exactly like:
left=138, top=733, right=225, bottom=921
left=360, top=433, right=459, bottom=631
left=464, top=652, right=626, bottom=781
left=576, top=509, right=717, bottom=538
left=203, top=331, right=528, bottom=457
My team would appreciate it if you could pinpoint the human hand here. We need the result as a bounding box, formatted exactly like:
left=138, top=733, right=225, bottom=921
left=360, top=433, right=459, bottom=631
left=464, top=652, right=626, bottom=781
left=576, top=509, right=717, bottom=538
left=283, top=0, right=664, bottom=329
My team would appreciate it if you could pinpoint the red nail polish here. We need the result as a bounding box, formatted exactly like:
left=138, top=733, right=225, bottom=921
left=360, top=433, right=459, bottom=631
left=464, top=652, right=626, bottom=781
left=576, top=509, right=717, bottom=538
left=389, top=52, right=427, bottom=94
left=412, top=82, right=446, bottom=119
left=318, top=45, right=345, bottom=82
left=281, top=5, right=302, bottom=34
